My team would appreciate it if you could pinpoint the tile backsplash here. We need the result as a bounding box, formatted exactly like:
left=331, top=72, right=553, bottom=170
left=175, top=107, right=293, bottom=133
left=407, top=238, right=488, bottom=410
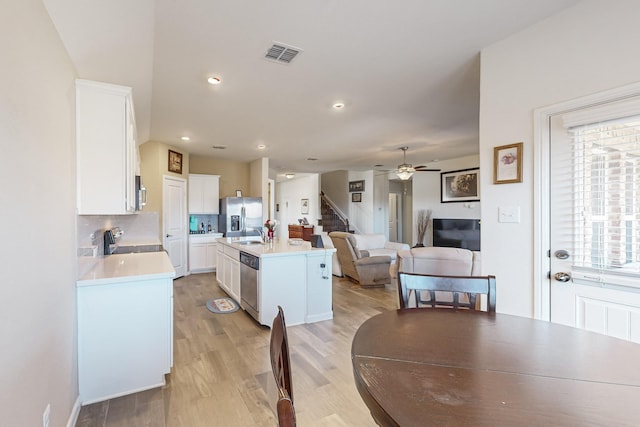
left=189, top=214, right=218, bottom=233
left=77, top=212, right=160, bottom=277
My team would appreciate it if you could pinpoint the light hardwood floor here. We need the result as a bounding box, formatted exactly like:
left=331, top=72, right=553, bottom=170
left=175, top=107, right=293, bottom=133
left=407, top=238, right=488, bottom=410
left=76, top=272, right=397, bottom=426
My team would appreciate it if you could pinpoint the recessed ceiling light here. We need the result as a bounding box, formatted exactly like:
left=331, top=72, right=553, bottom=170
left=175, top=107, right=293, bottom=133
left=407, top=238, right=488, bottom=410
left=285, top=173, right=295, bottom=179
left=332, top=102, right=345, bottom=110
left=180, top=136, right=190, bottom=141
left=257, top=144, right=266, bottom=150
left=207, top=76, right=222, bottom=85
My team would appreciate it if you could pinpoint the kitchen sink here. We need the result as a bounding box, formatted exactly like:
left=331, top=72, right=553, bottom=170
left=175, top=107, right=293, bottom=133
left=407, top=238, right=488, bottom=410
left=236, top=240, right=263, bottom=246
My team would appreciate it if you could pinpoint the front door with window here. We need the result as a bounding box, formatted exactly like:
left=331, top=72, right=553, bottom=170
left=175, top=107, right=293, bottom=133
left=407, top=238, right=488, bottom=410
left=548, top=100, right=640, bottom=343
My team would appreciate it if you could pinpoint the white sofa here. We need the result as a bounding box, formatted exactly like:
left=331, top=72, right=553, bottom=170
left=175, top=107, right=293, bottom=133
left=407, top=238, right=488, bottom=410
left=320, top=232, right=343, bottom=277
left=351, top=234, right=410, bottom=264
left=397, top=246, right=481, bottom=276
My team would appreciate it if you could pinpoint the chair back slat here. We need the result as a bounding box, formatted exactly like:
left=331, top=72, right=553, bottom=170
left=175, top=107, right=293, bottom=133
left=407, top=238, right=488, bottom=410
left=398, top=272, right=496, bottom=312
left=276, top=393, right=296, bottom=427
left=270, top=306, right=296, bottom=426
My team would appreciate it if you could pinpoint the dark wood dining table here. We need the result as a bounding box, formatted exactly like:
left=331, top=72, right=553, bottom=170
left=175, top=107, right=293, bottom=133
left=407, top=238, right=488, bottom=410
left=351, top=308, right=640, bottom=426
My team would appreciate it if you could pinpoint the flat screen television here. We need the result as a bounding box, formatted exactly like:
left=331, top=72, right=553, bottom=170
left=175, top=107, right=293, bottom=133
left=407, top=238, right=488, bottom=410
left=432, top=218, right=480, bottom=251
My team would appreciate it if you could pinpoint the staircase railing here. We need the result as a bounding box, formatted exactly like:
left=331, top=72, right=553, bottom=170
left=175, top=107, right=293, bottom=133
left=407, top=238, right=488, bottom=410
left=320, top=192, right=354, bottom=233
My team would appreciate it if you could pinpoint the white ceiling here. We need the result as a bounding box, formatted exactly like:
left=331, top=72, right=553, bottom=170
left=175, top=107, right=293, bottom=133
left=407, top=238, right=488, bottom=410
left=43, top=0, right=579, bottom=177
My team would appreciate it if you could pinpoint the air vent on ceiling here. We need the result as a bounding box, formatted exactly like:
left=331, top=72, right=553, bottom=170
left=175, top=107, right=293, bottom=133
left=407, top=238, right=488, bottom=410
left=265, top=42, right=302, bottom=64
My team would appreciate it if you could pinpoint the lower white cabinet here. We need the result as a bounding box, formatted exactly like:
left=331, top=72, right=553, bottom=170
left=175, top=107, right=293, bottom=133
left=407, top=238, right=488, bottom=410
left=189, top=234, right=222, bottom=273
left=77, top=276, right=173, bottom=404
left=218, top=243, right=240, bottom=302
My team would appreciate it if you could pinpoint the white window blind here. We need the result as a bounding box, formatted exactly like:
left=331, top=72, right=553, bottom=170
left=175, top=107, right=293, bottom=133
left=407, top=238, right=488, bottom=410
left=559, top=112, right=640, bottom=289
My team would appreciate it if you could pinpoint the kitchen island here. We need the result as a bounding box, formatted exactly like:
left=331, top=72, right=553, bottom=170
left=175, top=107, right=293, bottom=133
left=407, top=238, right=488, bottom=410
left=216, top=237, right=335, bottom=326
left=76, top=251, right=175, bottom=404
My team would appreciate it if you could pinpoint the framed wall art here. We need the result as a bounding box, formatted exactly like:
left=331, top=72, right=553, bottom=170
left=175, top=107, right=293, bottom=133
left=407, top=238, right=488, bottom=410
left=349, top=180, right=365, bottom=192
left=168, top=149, right=183, bottom=174
left=494, top=142, right=523, bottom=184
left=352, top=192, right=362, bottom=202
left=440, top=168, right=480, bottom=203
left=301, top=198, right=309, bottom=214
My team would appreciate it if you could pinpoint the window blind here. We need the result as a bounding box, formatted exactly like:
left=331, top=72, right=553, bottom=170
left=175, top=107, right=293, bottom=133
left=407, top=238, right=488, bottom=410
left=558, top=113, right=640, bottom=289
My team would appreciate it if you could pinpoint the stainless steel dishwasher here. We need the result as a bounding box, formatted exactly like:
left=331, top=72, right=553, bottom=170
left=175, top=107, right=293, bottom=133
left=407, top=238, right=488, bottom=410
left=239, top=251, right=260, bottom=321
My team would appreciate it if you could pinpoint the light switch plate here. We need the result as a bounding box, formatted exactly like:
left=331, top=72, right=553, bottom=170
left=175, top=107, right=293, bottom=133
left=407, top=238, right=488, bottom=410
left=499, top=206, right=520, bottom=223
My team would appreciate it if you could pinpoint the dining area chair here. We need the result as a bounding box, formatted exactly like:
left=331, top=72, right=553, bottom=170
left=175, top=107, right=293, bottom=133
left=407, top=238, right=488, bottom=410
left=270, top=306, right=296, bottom=427
left=397, top=272, right=496, bottom=312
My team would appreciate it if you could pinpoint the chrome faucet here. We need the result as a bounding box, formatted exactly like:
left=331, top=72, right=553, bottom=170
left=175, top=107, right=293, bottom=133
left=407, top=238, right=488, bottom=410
left=257, top=228, right=266, bottom=243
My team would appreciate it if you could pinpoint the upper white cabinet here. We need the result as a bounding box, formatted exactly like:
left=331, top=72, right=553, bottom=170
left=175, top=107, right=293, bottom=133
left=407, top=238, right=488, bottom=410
left=188, top=174, right=220, bottom=214
left=76, top=79, right=137, bottom=215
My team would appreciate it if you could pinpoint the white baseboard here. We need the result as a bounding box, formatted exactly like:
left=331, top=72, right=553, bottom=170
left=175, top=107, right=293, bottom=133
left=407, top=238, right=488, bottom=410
left=66, top=396, right=81, bottom=427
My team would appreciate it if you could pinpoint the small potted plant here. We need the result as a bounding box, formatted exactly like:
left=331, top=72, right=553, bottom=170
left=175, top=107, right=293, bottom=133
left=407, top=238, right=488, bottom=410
left=415, top=209, right=432, bottom=248
left=264, top=219, right=277, bottom=241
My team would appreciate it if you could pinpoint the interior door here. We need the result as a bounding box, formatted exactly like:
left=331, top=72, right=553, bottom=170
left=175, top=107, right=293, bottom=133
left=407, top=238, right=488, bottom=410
left=549, top=113, right=640, bottom=343
left=163, top=176, right=187, bottom=278
left=388, top=193, right=399, bottom=242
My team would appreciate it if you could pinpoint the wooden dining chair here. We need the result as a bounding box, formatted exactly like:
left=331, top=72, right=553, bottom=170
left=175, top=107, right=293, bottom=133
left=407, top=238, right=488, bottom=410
left=397, top=272, right=496, bottom=312
left=270, top=306, right=296, bottom=427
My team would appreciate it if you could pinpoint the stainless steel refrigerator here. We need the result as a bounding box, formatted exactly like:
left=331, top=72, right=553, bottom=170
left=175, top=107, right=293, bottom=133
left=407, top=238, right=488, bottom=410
left=219, top=197, right=263, bottom=237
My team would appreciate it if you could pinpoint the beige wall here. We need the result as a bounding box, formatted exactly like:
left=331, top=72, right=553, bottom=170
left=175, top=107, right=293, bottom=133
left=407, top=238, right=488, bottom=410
left=1, top=0, right=79, bottom=424
left=139, top=141, right=190, bottom=234
left=189, top=155, right=250, bottom=198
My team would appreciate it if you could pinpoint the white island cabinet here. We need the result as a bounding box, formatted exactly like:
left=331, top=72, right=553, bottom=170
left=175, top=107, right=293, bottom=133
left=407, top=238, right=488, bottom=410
left=77, top=252, right=175, bottom=404
left=216, top=238, right=335, bottom=326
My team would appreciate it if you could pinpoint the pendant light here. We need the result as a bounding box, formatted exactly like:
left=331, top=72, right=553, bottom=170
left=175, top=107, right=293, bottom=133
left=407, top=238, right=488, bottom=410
left=396, top=147, right=415, bottom=180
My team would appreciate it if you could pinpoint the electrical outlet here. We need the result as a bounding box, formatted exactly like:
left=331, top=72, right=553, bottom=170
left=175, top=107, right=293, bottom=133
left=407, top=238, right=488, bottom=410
left=43, top=404, right=50, bottom=427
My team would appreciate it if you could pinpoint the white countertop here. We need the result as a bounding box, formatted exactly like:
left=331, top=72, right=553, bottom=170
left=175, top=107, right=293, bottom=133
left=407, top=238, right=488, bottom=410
left=77, top=251, right=176, bottom=286
left=189, top=232, right=223, bottom=240
left=217, top=237, right=335, bottom=258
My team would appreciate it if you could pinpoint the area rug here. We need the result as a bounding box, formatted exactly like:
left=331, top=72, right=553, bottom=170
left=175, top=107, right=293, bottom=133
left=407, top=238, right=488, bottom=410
left=206, top=298, right=239, bottom=314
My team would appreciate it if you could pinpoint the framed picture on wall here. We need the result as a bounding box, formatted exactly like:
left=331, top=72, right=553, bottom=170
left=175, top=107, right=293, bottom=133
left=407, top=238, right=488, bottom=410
left=168, top=150, right=183, bottom=174
left=301, top=198, right=309, bottom=214
left=440, top=168, right=480, bottom=203
left=494, top=142, right=523, bottom=184
left=349, top=180, right=365, bottom=192
left=352, top=192, right=362, bottom=202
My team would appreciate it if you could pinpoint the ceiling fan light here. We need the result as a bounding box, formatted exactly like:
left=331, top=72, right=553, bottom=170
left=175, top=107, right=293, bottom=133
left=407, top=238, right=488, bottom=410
left=396, top=146, right=415, bottom=180
left=396, top=165, right=414, bottom=180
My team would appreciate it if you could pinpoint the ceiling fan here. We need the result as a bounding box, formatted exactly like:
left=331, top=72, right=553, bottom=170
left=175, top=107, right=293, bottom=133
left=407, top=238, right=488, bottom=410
left=394, top=146, right=440, bottom=180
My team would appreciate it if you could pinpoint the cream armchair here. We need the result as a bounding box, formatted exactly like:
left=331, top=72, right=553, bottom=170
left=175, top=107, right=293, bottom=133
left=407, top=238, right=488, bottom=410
left=329, top=232, right=392, bottom=288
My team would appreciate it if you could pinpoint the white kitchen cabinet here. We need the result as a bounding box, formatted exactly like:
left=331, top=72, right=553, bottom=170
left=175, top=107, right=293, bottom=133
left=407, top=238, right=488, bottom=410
left=189, top=234, right=221, bottom=273
left=76, top=79, right=138, bottom=214
left=219, top=244, right=240, bottom=302
left=76, top=252, right=175, bottom=404
left=216, top=243, right=225, bottom=285
left=188, top=174, right=220, bottom=214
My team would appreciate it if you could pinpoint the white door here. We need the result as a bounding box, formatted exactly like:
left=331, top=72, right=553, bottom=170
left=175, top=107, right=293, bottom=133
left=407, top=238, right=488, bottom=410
left=163, top=176, right=187, bottom=278
left=388, top=193, right=399, bottom=242
left=548, top=101, right=640, bottom=343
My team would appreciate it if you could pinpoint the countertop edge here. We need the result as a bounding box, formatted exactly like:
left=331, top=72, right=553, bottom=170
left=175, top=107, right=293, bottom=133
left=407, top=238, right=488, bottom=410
left=77, top=252, right=176, bottom=287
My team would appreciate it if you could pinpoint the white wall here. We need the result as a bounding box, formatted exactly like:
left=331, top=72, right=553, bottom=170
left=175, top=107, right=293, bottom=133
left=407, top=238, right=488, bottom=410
left=479, top=0, right=640, bottom=317
left=275, top=174, right=320, bottom=237
left=0, top=0, right=78, bottom=424
left=348, top=170, right=375, bottom=234
left=412, top=155, right=480, bottom=246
